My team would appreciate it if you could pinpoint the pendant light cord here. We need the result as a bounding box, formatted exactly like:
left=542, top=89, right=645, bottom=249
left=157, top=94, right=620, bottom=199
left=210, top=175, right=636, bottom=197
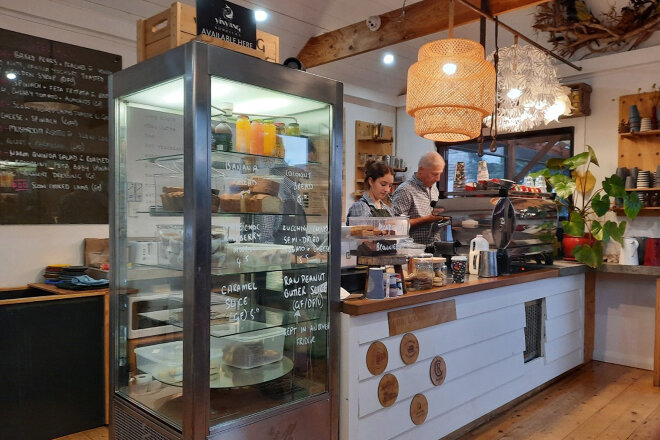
left=489, top=17, right=499, bottom=152
left=449, top=0, right=454, bottom=38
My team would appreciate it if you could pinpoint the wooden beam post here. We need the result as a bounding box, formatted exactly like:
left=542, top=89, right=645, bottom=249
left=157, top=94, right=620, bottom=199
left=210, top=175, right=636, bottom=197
left=584, top=270, right=595, bottom=364
left=297, top=0, right=549, bottom=68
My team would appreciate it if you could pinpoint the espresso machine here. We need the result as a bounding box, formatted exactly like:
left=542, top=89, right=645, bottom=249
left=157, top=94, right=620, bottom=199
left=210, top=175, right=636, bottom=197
left=430, top=188, right=558, bottom=273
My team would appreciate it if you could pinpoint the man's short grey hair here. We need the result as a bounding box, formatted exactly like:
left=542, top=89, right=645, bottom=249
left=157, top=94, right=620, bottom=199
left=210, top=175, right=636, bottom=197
left=418, top=151, right=444, bottom=169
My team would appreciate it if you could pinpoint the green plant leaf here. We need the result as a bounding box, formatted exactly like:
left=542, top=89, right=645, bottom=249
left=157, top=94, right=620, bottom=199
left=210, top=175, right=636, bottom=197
left=530, top=168, right=551, bottom=179
left=553, top=179, right=577, bottom=199
left=591, top=194, right=610, bottom=216
left=602, top=174, right=625, bottom=198
left=546, top=158, right=566, bottom=170
left=562, top=152, right=590, bottom=170
left=562, top=211, right=585, bottom=237
left=572, top=241, right=604, bottom=268
left=623, top=192, right=642, bottom=220
left=603, top=220, right=626, bottom=245
left=590, top=220, right=603, bottom=241
left=586, top=145, right=599, bottom=166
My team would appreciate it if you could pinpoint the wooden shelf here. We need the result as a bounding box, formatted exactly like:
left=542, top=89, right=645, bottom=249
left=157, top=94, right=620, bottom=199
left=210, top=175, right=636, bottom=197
left=618, top=91, right=660, bottom=169
left=620, top=129, right=660, bottom=138
left=612, top=207, right=660, bottom=216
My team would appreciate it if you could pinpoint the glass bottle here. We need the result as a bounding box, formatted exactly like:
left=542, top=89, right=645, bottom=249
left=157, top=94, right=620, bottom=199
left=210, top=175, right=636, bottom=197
left=212, top=116, right=233, bottom=152
left=235, top=115, right=250, bottom=153
left=250, top=119, right=264, bottom=155
left=263, top=121, right=276, bottom=156
left=274, top=122, right=286, bottom=135
left=286, top=122, right=300, bottom=136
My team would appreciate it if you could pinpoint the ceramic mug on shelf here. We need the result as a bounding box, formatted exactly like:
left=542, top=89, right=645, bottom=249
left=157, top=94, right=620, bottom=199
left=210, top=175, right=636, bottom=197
left=619, top=237, right=639, bottom=265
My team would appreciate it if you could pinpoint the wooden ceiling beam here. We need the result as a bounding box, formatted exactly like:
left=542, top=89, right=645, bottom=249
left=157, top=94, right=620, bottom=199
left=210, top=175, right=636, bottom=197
left=297, top=0, right=549, bottom=68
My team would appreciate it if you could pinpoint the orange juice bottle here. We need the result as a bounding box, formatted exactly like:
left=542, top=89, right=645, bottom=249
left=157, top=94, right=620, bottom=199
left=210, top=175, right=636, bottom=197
left=250, top=119, right=264, bottom=155
left=263, top=121, right=276, bottom=156
left=235, top=115, right=250, bottom=153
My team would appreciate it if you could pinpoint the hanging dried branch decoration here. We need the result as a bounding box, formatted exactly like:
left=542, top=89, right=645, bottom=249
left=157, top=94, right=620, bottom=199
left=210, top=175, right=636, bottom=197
left=534, top=0, right=660, bottom=58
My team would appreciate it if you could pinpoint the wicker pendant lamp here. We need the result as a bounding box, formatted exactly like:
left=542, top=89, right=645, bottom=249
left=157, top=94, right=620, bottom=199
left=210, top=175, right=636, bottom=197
left=406, top=0, right=495, bottom=142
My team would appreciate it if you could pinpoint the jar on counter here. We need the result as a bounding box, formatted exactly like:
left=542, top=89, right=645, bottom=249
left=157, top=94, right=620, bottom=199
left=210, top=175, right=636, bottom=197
left=431, top=257, right=447, bottom=287
left=408, top=255, right=434, bottom=291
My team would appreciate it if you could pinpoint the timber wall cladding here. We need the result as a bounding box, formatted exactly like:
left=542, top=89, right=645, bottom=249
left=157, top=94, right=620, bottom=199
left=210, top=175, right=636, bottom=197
left=342, top=275, right=585, bottom=439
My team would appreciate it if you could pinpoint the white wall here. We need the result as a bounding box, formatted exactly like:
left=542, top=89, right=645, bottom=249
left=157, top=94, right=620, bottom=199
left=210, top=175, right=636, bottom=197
left=394, top=105, right=437, bottom=183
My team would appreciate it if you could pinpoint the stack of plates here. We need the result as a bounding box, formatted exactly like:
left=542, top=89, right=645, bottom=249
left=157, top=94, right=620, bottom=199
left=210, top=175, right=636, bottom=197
left=637, top=170, right=651, bottom=188
left=640, top=118, right=652, bottom=132
left=655, top=166, right=660, bottom=188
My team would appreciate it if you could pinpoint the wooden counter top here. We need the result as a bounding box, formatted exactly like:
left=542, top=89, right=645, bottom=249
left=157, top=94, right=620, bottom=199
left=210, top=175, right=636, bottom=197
left=342, top=268, right=559, bottom=316
left=0, top=283, right=108, bottom=306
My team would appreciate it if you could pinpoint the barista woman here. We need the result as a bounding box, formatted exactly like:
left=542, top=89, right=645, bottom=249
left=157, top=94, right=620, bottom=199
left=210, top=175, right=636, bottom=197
left=346, top=160, right=394, bottom=224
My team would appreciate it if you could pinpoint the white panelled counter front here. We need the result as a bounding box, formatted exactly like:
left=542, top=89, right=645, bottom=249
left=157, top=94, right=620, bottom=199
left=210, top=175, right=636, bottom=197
left=340, top=269, right=587, bottom=440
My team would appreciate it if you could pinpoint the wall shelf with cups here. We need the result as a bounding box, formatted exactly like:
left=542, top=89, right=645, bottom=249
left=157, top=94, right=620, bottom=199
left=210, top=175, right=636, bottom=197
left=617, top=91, right=660, bottom=170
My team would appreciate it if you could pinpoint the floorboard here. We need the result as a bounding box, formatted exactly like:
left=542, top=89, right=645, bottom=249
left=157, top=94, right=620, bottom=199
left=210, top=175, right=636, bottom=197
left=58, top=362, right=660, bottom=440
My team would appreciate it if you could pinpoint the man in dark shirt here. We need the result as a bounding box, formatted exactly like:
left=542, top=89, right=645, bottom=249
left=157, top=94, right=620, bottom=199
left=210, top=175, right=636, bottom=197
left=392, top=151, right=446, bottom=244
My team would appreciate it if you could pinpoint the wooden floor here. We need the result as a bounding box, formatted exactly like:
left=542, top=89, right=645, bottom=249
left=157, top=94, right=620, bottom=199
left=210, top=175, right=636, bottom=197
left=459, top=361, right=660, bottom=440
left=58, top=362, right=660, bottom=440
left=54, top=426, right=107, bottom=440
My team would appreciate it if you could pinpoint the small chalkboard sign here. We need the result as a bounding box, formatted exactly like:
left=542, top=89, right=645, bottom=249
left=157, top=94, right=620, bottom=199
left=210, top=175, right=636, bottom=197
left=196, top=0, right=257, bottom=50
left=0, top=28, right=121, bottom=224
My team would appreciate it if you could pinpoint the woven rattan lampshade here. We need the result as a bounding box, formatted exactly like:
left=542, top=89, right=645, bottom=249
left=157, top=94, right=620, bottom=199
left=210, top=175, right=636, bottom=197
left=406, top=38, right=495, bottom=142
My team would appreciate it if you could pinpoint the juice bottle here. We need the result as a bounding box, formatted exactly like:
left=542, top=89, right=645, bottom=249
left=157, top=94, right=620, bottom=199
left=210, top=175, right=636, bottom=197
left=213, top=116, right=233, bottom=152
left=235, top=115, right=250, bottom=153
left=250, top=119, right=264, bottom=155
left=263, top=121, right=276, bottom=156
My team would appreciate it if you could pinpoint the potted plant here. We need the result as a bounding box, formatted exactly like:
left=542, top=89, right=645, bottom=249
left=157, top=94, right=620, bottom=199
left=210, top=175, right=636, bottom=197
left=531, top=146, right=642, bottom=268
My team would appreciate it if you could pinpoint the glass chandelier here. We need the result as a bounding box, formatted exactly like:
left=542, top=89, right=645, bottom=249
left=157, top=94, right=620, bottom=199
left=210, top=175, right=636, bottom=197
left=486, top=43, right=570, bottom=133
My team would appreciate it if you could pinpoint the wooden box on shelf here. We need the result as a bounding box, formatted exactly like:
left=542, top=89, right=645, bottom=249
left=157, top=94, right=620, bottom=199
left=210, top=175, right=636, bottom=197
left=137, top=2, right=279, bottom=63
left=562, top=82, right=592, bottom=118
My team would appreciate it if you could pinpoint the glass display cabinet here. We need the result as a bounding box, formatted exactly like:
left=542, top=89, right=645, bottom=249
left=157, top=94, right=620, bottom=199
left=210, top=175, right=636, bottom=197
left=109, top=41, right=342, bottom=440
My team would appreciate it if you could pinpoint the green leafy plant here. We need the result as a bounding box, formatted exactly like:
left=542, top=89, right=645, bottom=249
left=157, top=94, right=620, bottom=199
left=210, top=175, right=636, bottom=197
left=531, top=146, right=642, bottom=268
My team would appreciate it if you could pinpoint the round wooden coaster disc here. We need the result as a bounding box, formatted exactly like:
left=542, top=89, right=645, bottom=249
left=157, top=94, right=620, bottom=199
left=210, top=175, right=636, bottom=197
left=366, top=341, right=388, bottom=376
left=410, top=393, right=429, bottom=425
left=430, top=356, right=447, bottom=386
left=399, top=332, right=419, bottom=365
left=378, top=373, right=399, bottom=407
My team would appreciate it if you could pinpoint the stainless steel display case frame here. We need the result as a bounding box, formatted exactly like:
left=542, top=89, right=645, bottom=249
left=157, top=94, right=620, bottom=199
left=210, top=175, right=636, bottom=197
left=109, top=41, right=343, bottom=440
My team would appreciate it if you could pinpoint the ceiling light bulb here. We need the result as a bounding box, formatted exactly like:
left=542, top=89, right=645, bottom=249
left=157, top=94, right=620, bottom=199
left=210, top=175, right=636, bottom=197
left=254, top=10, right=268, bottom=22
left=442, top=63, right=457, bottom=75
left=6, top=72, right=16, bottom=80
left=383, top=53, right=394, bottom=65
left=506, top=88, right=523, bottom=100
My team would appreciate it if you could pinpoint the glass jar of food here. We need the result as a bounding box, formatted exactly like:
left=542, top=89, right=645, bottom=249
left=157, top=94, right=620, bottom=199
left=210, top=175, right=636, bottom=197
left=286, top=122, right=300, bottom=136
left=431, top=257, right=447, bottom=287
left=408, top=256, right=434, bottom=291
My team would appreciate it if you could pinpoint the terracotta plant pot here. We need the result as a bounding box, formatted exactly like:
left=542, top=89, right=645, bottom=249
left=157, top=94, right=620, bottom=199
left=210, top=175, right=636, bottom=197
left=562, top=234, right=595, bottom=261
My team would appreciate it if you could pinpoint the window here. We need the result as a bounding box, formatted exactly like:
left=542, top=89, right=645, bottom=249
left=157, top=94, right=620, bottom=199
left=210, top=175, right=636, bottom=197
left=437, top=127, right=574, bottom=191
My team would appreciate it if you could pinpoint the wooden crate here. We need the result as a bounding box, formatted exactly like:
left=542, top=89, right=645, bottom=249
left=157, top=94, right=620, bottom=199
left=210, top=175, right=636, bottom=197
left=137, top=2, right=279, bottom=63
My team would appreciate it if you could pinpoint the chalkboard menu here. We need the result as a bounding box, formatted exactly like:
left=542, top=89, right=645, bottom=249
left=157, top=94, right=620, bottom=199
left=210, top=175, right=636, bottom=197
left=0, top=28, right=121, bottom=224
